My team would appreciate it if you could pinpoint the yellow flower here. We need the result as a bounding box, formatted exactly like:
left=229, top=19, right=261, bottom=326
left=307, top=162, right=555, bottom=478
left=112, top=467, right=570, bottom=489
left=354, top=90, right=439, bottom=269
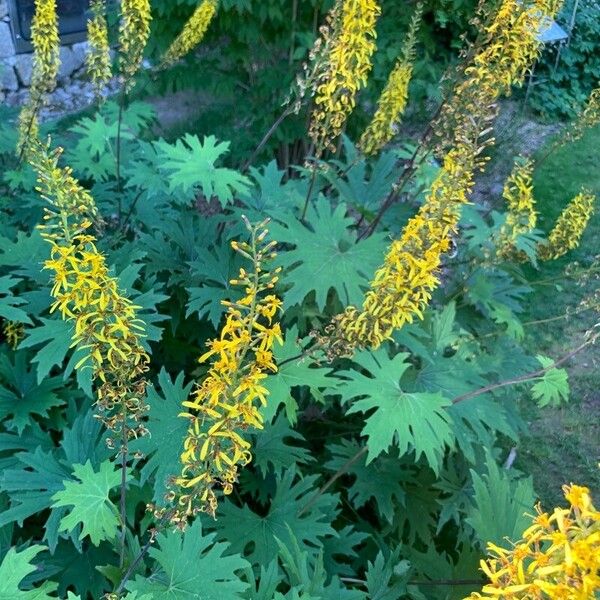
left=562, top=85, right=600, bottom=146
left=119, top=0, right=152, bottom=88
left=30, top=141, right=149, bottom=447
left=3, top=322, right=24, bottom=349
left=160, top=0, right=218, bottom=67
left=358, top=3, right=422, bottom=156
left=86, top=0, right=112, bottom=98
left=497, top=158, right=537, bottom=260
left=466, top=484, right=600, bottom=599
left=158, top=218, right=283, bottom=526
left=309, top=0, right=381, bottom=156
left=17, top=0, right=60, bottom=156
left=538, top=190, right=595, bottom=260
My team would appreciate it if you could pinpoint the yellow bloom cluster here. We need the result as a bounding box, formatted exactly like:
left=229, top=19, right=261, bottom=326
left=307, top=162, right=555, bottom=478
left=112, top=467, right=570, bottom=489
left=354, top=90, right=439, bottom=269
left=30, top=142, right=149, bottom=445
left=562, top=85, right=600, bottom=146
left=161, top=0, right=218, bottom=67
left=2, top=322, right=24, bottom=349
left=467, top=484, right=599, bottom=599
left=538, top=191, right=596, bottom=261
left=330, top=0, right=560, bottom=351
left=335, top=143, right=475, bottom=348
left=497, top=158, right=537, bottom=259
left=119, top=0, right=151, bottom=88
left=17, top=0, right=60, bottom=156
left=86, top=0, right=112, bottom=98
left=309, top=0, right=381, bottom=155
left=358, top=3, right=422, bottom=156
left=160, top=219, right=283, bottom=526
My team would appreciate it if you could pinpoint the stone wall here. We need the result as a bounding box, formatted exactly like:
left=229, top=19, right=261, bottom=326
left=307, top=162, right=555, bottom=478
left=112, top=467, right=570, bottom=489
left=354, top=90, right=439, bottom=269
left=0, top=0, right=113, bottom=116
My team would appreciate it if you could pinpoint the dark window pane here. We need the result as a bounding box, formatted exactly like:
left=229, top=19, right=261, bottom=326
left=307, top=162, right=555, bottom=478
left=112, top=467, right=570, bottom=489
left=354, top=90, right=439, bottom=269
left=14, top=0, right=90, bottom=41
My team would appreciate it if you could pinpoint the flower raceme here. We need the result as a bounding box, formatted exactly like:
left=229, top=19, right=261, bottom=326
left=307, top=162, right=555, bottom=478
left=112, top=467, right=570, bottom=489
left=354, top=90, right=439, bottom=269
left=538, top=191, right=596, bottom=261
left=159, top=219, right=283, bottom=526
left=119, top=0, right=152, bottom=88
left=30, top=142, right=150, bottom=446
left=86, top=0, right=112, bottom=98
left=17, top=0, right=60, bottom=156
left=497, top=158, right=537, bottom=260
left=2, top=322, right=24, bottom=349
left=309, top=0, right=381, bottom=156
left=561, top=84, right=600, bottom=147
left=467, top=484, right=600, bottom=599
left=160, top=0, right=219, bottom=68
left=329, top=0, right=561, bottom=351
left=358, top=3, right=422, bottom=156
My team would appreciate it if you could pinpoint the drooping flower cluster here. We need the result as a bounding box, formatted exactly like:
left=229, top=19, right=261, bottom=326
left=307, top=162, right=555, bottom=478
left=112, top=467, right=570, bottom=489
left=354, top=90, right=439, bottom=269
left=467, top=484, right=600, bottom=599
left=86, top=0, right=112, bottom=98
left=538, top=191, right=596, bottom=261
left=158, top=219, right=283, bottom=526
left=119, top=0, right=152, bottom=88
left=2, top=322, right=24, bottom=349
left=160, top=0, right=219, bottom=68
left=309, top=0, right=381, bottom=155
left=329, top=0, right=561, bottom=350
left=30, top=141, right=149, bottom=446
left=17, top=0, right=60, bottom=156
left=358, top=3, right=422, bottom=156
left=497, top=158, right=537, bottom=259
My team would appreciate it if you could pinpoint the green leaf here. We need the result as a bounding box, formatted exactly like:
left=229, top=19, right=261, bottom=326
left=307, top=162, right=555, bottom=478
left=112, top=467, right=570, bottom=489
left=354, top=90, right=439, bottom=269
left=531, top=355, right=569, bottom=407
left=134, top=369, right=193, bottom=504
left=19, top=319, right=73, bottom=383
left=262, top=326, right=334, bottom=423
left=215, top=468, right=338, bottom=566
left=270, top=201, right=387, bottom=310
left=0, top=352, right=64, bottom=433
left=340, top=350, right=454, bottom=472
left=252, top=414, right=313, bottom=476
left=155, top=134, right=251, bottom=206
left=127, top=519, right=249, bottom=599
left=52, top=460, right=121, bottom=546
left=324, top=440, right=406, bottom=522
left=466, top=453, right=535, bottom=549
left=0, top=275, right=32, bottom=325
left=0, top=546, right=57, bottom=600
left=365, top=549, right=409, bottom=600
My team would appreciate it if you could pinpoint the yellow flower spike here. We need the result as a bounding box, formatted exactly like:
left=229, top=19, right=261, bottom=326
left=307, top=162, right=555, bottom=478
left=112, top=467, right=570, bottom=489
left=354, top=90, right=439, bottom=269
left=118, top=0, right=151, bottom=88
left=86, top=0, right=112, bottom=98
left=466, top=484, right=600, bottom=599
left=160, top=0, right=219, bottom=68
left=359, top=3, right=422, bottom=156
left=309, top=0, right=381, bottom=156
left=2, top=322, right=25, bottom=349
left=29, top=140, right=149, bottom=448
left=158, top=219, right=283, bottom=525
left=538, top=190, right=596, bottom=261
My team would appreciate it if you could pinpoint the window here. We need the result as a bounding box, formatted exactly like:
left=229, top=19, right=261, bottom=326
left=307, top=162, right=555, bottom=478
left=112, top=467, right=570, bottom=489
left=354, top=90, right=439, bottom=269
left=8, top=0, right=90, bottom=53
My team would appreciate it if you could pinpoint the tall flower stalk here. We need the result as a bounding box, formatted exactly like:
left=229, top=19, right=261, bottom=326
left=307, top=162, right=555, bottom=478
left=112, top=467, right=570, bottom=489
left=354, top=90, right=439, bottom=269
left=155, top=218, right=283, bottom=527
left=118, top=0, right=151, bottom=89
left=86, top=0, right=112, bottom=99
left=160, top=0, right=219, bottom=68
left=309, top=0, right=381, bottom=156
left=358, top=3, right=422, bottom=156
left=30, top=141, right=149, bottom=446
left=330, top=0, right=562, bottom=351
left=17, top=0, right=60, bottom=157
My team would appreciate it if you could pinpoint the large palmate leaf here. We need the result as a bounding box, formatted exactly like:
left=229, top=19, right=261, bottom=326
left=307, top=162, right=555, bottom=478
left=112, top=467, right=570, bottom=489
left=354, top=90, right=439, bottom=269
left=0, top=352, right=64, bottom=433
left=324, top=440, right=407, bottom=523
left=262, top=326, right=334, bottom=423
left=134, top=369, right=193, bottom=504
left=215, top=468, right=338, bottom=566
left=340, top=350, right=454, bottom=472
left=154, top=134, right=251, bottom=206
left=52, top=460, right=121, bottom=546
left=0, top=275, right=31, bottom=324
left=127, top=519, right=249, bottom=599
left=531, top=355, right=569, bottom=407
left=0, top=546, right=57, bottom=600
left=270, top=201, right=387, bottom=311
left=466, top=453, right=535, bottom=549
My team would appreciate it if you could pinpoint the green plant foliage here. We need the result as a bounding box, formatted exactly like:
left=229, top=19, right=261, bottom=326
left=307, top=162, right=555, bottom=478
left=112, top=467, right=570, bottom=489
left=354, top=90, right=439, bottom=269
left=127, top=520, right=249, bottom=599
left=531, top=355, right=570, bottom=407
left=0, top=546, right=57, bottom=599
